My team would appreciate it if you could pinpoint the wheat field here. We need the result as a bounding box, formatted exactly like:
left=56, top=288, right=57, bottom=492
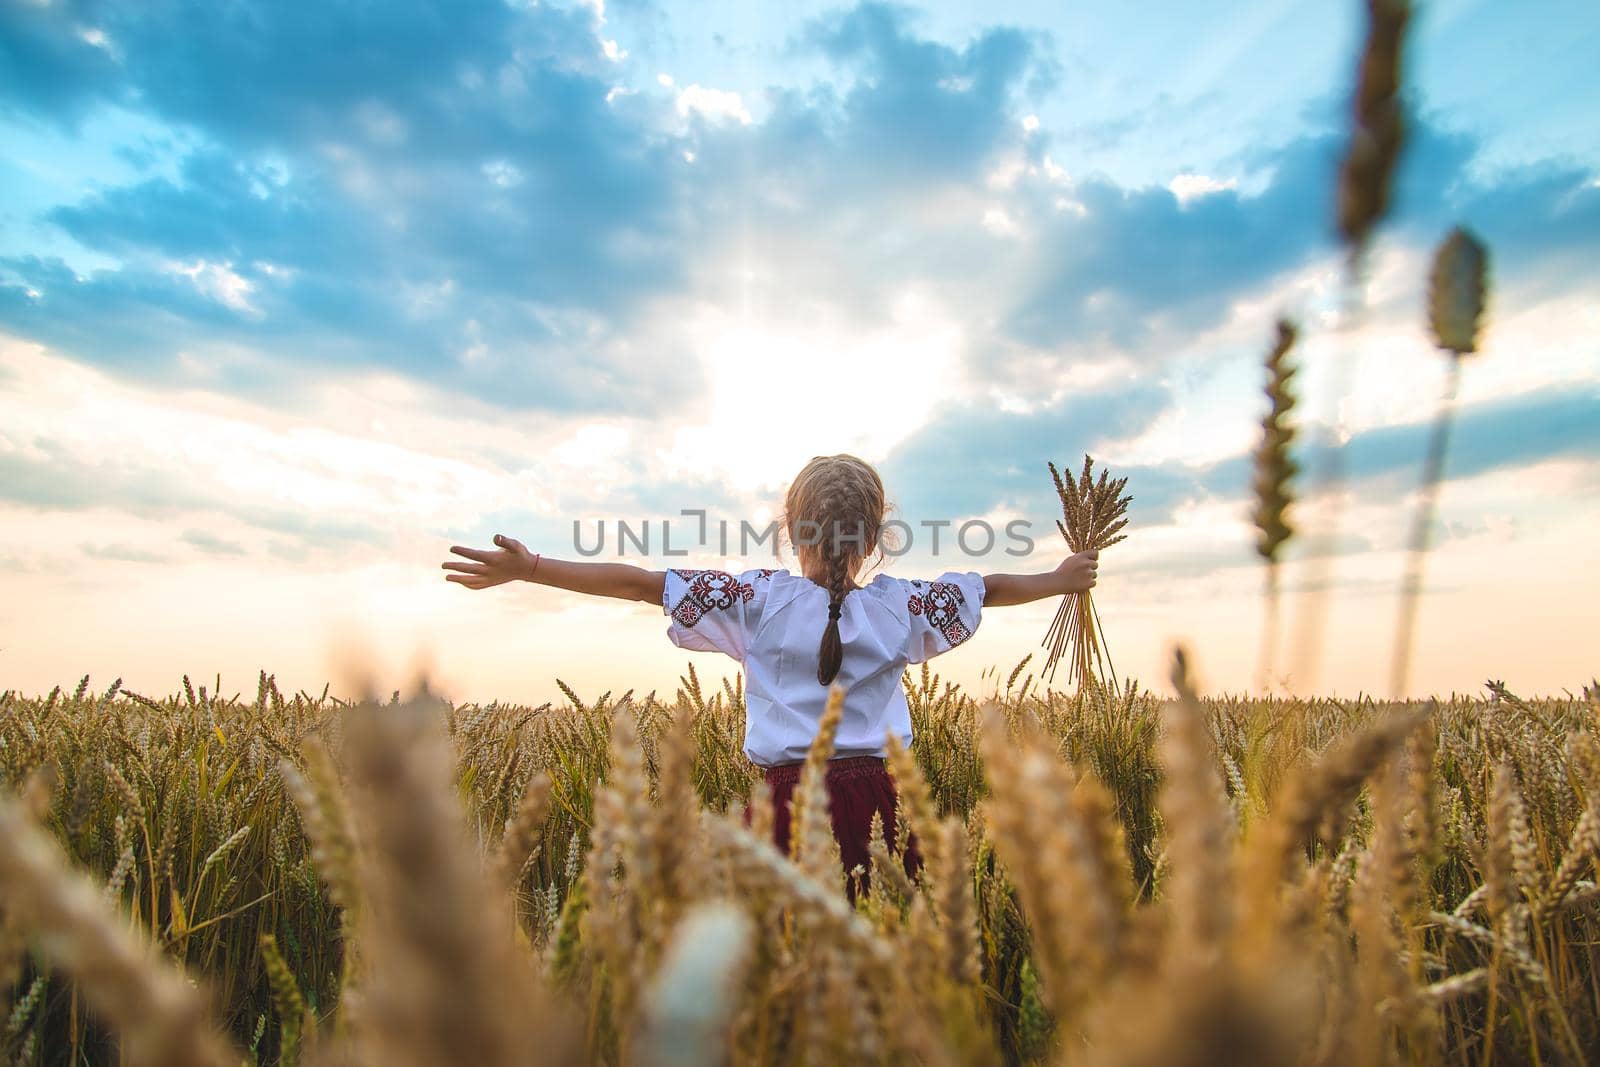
left=1, top=657, right=1596, bottom=1066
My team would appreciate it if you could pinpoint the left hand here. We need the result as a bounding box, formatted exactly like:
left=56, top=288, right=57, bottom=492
left=442, top=534, right=536, bottom=590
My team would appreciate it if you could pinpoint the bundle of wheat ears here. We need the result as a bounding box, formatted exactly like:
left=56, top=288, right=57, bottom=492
left=1042, top=455, right=1131, bottom=688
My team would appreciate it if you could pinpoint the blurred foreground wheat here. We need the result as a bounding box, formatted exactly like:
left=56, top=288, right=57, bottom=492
left=2, top=660, right=1597, bottom=1066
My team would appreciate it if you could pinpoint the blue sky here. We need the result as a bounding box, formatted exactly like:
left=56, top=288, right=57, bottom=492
left=1, top=0, right=1597, bottom=702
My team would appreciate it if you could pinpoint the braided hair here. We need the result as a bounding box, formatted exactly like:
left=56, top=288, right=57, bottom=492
left=781, top=455, right=889, bottom=685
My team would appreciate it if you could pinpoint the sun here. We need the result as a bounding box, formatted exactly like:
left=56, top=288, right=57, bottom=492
left=662, top=286, right=965, bottom=492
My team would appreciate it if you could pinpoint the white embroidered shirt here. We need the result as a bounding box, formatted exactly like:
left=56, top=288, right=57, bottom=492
left=662, top=567, right=985, bottom=766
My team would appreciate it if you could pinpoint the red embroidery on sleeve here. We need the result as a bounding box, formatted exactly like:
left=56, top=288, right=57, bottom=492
left=907, top=580, right=971, bottom=647
left=671, top=569, right=756, bottom=630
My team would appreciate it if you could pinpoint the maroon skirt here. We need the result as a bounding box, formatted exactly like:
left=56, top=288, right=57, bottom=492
left=744, top=755, right=923, bottom=900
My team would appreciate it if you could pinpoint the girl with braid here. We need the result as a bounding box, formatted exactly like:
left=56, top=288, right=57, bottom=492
left=443, top=453, right=1099, bottom=896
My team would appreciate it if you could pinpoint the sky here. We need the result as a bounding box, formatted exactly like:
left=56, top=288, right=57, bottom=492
left=1, top=0, right=1597, bottom=707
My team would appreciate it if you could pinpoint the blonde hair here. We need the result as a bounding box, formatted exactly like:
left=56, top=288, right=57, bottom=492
left=780, top=454, right=890, bottom=685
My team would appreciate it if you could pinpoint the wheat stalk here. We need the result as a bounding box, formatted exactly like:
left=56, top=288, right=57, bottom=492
left=1337, top=0, right=1411, bottom=257
left=1158, top=646, right=1235, bottom=967
left=1293, top=0, right=1414, bottom=694
left=790, top=684, right=846, bottom=886
left=1251, top=318, right=1301, bottom=695
left=0, top=797, right=242, bottom=1067
left=339, top=694, right=567, bottom=1067
left=493, top=769, right=552, bottom=894
left=977, top=708, right=1121, bottom=1031
left=1041, top=454, right=1131, bottom=690
left=932, top=816, right=981, bottom=988
left=1389, top=226, right=1491, bottom=699
left=884, top=729, right=939, bottom=886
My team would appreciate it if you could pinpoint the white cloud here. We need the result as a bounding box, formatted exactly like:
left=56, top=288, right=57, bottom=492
left=554, top=423, right=632, bottom=470
left=982, top=206, right=1022, bottom=238
left=984, top=154, right=1028, bottom=191
left=168, top=259, right=261, bottom=317
left=482, top=160, right=524, bottom=187
left=1091, top=240, right=1600, bottom=489
left=1168, top=172, right=1239, bottom=204
left=77, top=25, right=118, bottom=58
left=458, top=318, right=489, bottom=366
left=400, top=276, right=456, bottom=317
left=0, top=337, right=611, bottom=550
left=675, top=85, right=751, bottom=125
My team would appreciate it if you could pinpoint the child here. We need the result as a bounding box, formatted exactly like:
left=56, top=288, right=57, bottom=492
left=443, top=454, right=1098, bottom=896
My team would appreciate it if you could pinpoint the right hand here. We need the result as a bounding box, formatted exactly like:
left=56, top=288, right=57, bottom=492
left=442, top=534, right=537, bottom=590
left=1056, top=549, right=1099, bottom=595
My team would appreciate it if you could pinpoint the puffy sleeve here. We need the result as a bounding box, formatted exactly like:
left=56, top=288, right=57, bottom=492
left=897, top=571, right=986, bottom=664
left=663, top=568, right=777, bottom=661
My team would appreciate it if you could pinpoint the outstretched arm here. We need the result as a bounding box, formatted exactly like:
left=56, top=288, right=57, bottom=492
left=443, top=534, right=666, bottom=605
left=982, top=549, right=1098, bottom=608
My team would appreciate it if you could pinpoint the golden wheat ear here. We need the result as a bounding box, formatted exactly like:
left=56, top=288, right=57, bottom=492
left=1041, top=455, right=1131, bottom=690
left=790, top=684, right=845, bottom=883
left=493, top=769, right=552, bottom=894
left=340, top=694, right=576, bottom=1067
left=1295, top=0, right=1416, bottom=696
left=1158, top=646, right=1235, bottom=967
left=1239, top=704, right=1431, bottom=944
left=1251, top=318, right=1301, bottom=695
left=1337, top=0, right=1411, bottom=256
left=633, top=700, right=700, bottom=967
left=884, top=727, right=940, bottom=884
left=0, top=797, right=243, bottom=1067
left=1390, top=227, right=1492, bottom=700
left=978, top=711, right=1125, bottom=1039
